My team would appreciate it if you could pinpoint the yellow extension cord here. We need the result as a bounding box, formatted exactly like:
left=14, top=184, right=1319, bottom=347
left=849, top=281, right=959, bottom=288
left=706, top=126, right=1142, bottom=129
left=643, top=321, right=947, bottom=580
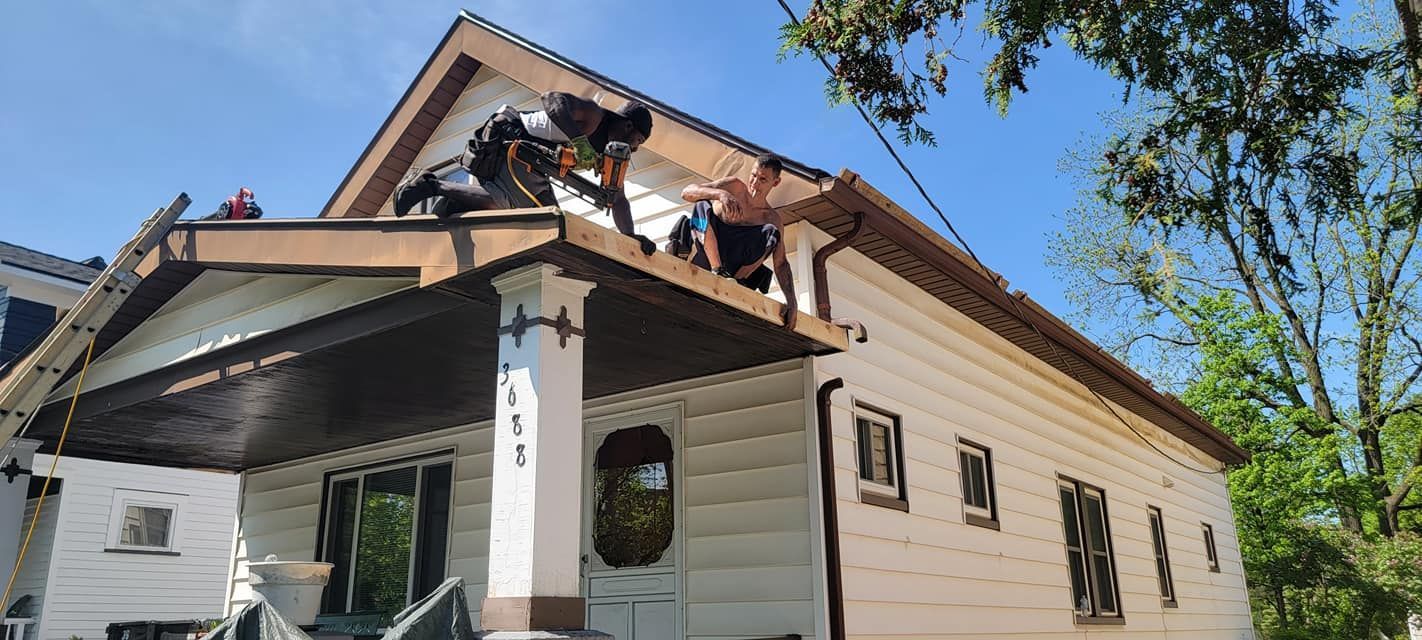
left=506, top=141, right=545, bottom=207
left=1, top=337, right=97, bottom=611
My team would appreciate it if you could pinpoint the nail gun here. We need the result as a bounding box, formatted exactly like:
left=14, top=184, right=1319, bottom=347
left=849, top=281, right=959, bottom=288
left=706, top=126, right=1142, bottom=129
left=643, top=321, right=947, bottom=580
left=506, top=139, right=632, bottom=210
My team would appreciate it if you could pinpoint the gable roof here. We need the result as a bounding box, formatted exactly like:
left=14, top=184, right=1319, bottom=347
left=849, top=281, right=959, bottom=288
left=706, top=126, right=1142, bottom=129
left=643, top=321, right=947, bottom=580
left=320, top=11, right=827, bottom=220
left=316, top=12, right=1247, bottom=466
left=0, top=240, right=104, bottom=285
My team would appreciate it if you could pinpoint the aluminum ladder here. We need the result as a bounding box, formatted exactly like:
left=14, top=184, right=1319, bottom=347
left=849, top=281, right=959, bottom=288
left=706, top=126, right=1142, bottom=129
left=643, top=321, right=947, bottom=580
left=0, top=193, right=191, bottom=447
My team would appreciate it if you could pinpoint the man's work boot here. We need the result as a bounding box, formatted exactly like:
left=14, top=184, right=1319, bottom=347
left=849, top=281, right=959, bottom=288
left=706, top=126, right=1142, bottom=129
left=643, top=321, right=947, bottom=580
left=394, top=170, right=439, bottom=217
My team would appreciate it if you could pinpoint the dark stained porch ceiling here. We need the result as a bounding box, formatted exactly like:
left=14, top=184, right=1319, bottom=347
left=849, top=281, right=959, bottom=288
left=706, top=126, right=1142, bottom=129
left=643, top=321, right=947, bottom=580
left=21, top=215, right=841, bottom=471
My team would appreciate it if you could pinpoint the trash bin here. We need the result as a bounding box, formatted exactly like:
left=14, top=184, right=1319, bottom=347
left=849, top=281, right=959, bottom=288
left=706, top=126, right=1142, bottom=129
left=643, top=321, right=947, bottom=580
left=104, top=620, right=201, bottom=640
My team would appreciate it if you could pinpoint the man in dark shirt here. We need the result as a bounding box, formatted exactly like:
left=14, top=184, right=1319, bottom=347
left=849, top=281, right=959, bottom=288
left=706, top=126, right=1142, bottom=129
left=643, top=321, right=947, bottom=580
left=394, top=92, right=656, bottom=255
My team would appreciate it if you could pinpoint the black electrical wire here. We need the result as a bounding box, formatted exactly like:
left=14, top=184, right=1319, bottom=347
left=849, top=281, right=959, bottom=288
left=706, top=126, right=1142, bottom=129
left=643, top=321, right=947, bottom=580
left=776, top=0, right=1226, bottom=475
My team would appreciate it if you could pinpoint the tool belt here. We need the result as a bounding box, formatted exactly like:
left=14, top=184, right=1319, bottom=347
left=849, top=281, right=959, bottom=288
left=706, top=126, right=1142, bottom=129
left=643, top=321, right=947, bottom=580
left=461, top=105, right=528, bottom=180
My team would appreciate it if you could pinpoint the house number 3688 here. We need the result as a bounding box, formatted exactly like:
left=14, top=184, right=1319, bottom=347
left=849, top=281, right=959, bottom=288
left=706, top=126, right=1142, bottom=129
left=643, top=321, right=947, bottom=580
left=500, top=362, right=527, bottom=467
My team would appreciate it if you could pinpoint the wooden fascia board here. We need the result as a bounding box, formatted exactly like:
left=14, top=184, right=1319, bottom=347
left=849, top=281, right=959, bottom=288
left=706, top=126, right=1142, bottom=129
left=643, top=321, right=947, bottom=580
left=134, top=208, right=844, bottom=351
left=323, top=15, right=822, bottom=219
left=562, top=214, right=850, bottom=352
left=820, top=174, right=1248, bottom=465
left=138, top=209, right=565, bottom=285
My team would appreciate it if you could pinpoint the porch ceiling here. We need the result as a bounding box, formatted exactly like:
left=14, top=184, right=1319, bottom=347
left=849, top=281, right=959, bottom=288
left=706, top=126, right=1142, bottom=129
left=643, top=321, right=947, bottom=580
left=21, top=211, right=844, bottom=471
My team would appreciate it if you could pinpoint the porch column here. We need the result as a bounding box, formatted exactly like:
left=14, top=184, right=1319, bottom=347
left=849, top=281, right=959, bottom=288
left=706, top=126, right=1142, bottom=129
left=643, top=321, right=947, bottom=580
left=1, top=438, right=41, bottom=591
left=482, top=263, right=606, bottom=638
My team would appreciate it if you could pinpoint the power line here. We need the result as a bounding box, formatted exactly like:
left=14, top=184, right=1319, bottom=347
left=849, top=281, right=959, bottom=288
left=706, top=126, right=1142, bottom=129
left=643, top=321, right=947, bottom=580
left=775, top=0, right=1225, bottom=475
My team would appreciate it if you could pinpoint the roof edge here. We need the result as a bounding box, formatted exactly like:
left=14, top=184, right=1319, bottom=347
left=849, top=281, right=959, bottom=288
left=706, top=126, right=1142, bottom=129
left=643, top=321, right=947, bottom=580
left=318, top=16, right=468, bottom=218
left=822, top=173, right=1248, bottom=466
left=455, top=10, right=830, bottom=183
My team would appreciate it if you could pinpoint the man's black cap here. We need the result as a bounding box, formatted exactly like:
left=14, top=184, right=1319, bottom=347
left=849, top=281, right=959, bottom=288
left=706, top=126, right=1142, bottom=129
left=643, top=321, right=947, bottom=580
left=617, top=101, right=653, bottom=139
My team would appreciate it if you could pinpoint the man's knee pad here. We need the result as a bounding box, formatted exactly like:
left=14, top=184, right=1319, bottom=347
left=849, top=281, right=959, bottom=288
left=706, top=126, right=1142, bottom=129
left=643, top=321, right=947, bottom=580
left=763, top=224, right=781, bottom=250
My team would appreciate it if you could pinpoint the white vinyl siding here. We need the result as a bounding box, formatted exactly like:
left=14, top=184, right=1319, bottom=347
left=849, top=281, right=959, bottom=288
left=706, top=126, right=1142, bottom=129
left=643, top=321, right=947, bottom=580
left=12, top=493, right=61, bottom=640
left=229, top=361, right=817, bottom=639
left=27, top=455, right=240, bottom=640
left=379, top=67, right=705, bottom=248
left=795, top=223, right=1253, bottom=638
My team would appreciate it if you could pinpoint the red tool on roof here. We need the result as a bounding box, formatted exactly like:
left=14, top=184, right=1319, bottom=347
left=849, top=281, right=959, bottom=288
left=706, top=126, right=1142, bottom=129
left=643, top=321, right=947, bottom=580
left=204, top=187, right=263, bottom=220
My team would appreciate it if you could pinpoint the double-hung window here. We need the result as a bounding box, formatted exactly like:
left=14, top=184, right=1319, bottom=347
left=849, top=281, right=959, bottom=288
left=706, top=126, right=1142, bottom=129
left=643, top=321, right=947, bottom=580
left=854, top=404, right=908, bottom=511
left=319, top=453, right=455, bottom=621
left=1202, top=523, right=1220, bottom=572
left=1148, top=506, right=1177, bottom=606
left=1058, top=478, right=1122, bottom=623
left=957, top=439, right=998, bottom=530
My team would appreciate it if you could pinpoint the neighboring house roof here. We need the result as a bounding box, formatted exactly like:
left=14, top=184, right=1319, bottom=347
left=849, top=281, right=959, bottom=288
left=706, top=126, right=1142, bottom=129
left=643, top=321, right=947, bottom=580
left=317, top=12, right=1249, bottom=465
left=0, top=241, right=104, bottom=285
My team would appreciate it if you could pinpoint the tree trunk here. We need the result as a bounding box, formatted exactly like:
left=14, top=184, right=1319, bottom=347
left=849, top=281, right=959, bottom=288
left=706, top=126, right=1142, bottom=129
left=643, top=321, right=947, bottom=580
left=1398, top=0, right=1422, bottom=93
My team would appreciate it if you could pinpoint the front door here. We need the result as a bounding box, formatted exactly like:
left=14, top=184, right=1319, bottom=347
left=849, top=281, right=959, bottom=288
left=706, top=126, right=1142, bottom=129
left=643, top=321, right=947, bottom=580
left=582, top=405, right=682, bottom=640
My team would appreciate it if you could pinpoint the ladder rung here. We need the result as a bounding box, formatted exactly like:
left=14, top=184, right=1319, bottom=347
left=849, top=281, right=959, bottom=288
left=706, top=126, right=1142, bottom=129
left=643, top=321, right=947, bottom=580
left=0, top=193, right=191, bottom=442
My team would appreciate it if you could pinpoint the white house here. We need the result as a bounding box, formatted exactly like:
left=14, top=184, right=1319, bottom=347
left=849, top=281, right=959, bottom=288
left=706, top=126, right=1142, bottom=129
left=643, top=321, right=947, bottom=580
left=0, top=242, right=240, bottom=640
left=6, top=12, right=1255, bottom=639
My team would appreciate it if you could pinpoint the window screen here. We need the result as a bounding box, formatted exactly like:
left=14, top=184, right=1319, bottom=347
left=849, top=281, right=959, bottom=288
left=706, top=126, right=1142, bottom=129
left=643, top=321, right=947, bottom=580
left=856, top=416, right=894, bottom=486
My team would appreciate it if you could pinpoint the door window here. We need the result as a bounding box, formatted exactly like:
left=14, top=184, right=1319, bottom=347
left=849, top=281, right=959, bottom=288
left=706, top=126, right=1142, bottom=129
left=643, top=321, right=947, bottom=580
left=592, top=425, right=674, bottom=568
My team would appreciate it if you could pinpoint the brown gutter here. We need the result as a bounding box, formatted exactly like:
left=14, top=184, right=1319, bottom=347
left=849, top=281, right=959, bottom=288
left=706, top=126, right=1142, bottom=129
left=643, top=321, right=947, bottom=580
left=812, top=212, right=864, bottom=321
left=815, top=377, right=846, bottom=640
left=820, top=174, right=1248, bottom=465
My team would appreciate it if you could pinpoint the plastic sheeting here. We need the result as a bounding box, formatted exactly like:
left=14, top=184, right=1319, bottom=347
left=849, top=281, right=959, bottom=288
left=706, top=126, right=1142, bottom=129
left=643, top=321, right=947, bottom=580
left=207, top=578, right=475, bottom=640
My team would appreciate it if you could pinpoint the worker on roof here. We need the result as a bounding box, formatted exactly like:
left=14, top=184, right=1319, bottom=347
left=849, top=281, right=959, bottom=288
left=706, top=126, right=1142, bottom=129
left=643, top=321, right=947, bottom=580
left=203, top=187, right=262, bottom=220
left=670, top=154, right=797, bottom=329
left=394, top=91, right=657, bottom=255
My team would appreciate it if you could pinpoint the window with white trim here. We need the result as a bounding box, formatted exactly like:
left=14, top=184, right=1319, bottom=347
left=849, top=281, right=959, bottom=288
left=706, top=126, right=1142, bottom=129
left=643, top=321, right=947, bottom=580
left=1058, top=478, right=1122, bottom=622
left=1148, top=506, right=1177, bottom=605
left=106, top=489, right=186, bottom=554
left=1202, top=522, right=1220, bottom=572
left=854, top=404, right=908, bottom=511
left=319, top=453, right=454, bottom=621
left=957, top=439, right=997, bottom=529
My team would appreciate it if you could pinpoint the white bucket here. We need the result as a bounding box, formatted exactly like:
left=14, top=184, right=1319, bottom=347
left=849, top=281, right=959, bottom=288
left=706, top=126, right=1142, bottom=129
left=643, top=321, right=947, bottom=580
left=247, top=557, right=334, bottom=626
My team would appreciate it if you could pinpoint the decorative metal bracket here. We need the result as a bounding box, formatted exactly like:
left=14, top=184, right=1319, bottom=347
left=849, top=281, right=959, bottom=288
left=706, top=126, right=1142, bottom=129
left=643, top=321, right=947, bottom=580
left=496, top=304, right=586, bottom=349
left=2, top=456, right=32, bottom=484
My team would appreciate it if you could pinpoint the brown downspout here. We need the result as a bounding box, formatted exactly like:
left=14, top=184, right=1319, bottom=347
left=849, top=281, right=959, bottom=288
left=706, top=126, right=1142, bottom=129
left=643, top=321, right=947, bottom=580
left=812, top=213, right=869, bottom=344
left=816, top=377, right=847, bottom=640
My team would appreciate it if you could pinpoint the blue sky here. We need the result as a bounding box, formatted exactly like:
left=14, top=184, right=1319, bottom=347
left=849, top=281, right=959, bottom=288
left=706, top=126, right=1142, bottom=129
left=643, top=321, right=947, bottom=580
left=0, top=1, right=1123, bottom=320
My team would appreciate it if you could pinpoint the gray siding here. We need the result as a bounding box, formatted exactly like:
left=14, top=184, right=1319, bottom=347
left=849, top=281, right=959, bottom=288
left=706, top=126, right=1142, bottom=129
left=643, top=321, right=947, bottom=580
left=0, top=295, right=56, bottom=366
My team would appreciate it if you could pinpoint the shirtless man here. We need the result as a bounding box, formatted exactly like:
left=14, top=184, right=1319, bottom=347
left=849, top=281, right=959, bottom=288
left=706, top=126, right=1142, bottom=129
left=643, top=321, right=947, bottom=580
left=679, top=154, right=798, bottom=329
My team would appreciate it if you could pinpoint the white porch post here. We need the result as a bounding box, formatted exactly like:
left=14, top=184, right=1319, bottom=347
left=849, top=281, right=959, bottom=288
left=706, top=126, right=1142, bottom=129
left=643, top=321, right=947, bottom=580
left=482, top=263, right=606, bottom=638
left=1, top=438, right=42, bottom=595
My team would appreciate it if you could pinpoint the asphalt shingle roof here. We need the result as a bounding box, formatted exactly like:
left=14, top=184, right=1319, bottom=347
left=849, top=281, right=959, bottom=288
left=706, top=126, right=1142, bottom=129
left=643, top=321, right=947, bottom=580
left=0, top=241, right=103, bottom=284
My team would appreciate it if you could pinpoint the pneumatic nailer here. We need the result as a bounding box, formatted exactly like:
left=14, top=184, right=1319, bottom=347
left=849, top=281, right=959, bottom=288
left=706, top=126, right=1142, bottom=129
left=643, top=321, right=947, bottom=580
left=506, top=139, right=632, bottom=210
